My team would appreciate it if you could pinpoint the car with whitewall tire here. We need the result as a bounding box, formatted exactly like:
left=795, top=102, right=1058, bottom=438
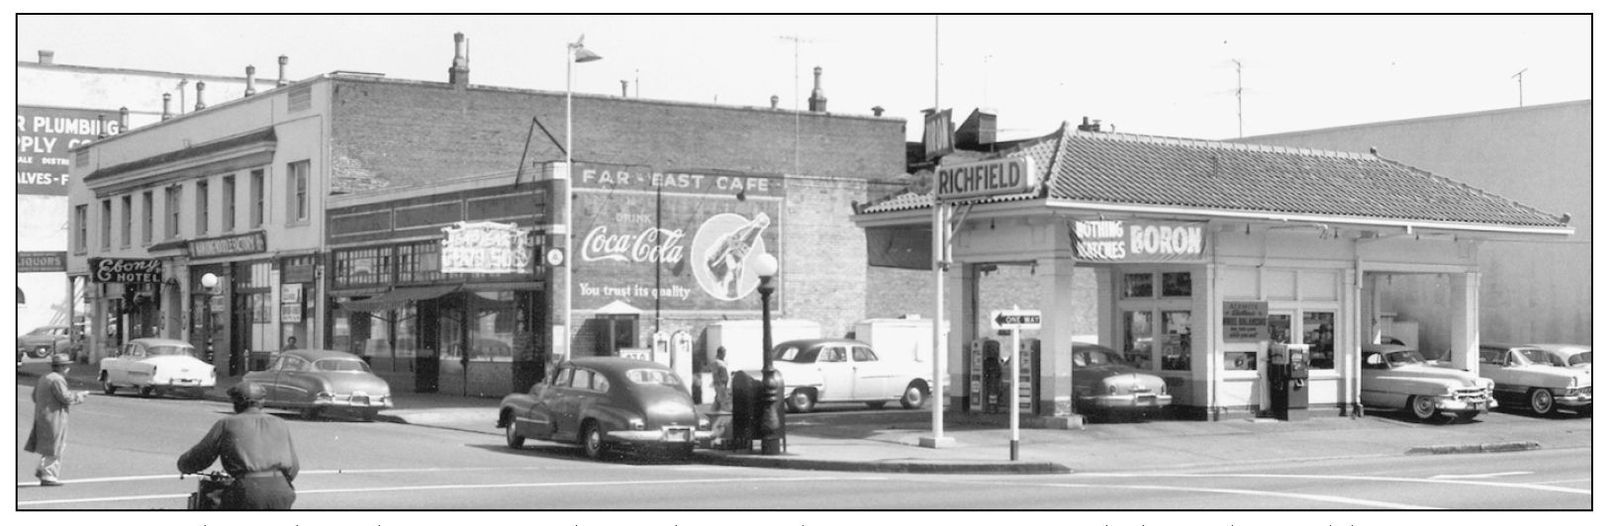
left=769, top=339, right=932, bottom=413
left=99, top=338, right=216, bottom=398
left=1360, top=344, right=1496, bottom=423
left=1479, top=343, right=1592, bottom=417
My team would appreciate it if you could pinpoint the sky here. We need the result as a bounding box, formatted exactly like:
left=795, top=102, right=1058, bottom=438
left=13, top=12, right=1592, bottom=144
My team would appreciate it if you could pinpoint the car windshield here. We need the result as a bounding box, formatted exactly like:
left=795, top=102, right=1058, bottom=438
left=1568, top=351, right=1591, bottom=366
left=1384, top=350, right=1427, bottom=367
left=772, top=345, right=821, bottom=364
left=314, top=358, right=371, bottom=372
left=146, top=345, right=196, bottom=358
left=624, top=368, right=683, bottom=387
left=1516, top=348, right=1565, bottom=367
left=1073, top=349, right=1127, bottom=368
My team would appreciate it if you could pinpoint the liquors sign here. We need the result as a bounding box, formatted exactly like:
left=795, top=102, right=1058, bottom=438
left=440, top=221, right=533, bottom=274
left=572, top=164, right=784, bottom=313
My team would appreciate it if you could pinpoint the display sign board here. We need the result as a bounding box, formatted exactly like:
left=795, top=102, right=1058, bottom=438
left=1068, top=219, right=1206, bottom=262
left=991, top=309, right=1042, bottom=331
left=571, top=163, right=785, bottom=313
left=191, top=231, right=268, bottom=258
left=440, top=221, right=533, bottom=274
left=923, top=109, right=955, bottom=160
left=88, top=257, right=163, bottom=284
left=280, top=303, right=303, bottom=323
left=17, top=105, right=121, bottom=196
left=935, top=157, right=1036, bottom=202
left=18, top=251, right=67, bottom=273
left=281, top=284, right=302, bottom=304
left=1222, top=300, right=1270, bottom=342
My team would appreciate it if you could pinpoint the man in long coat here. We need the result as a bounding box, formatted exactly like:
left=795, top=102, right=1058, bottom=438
left=25, top=354, right=89, bottom=486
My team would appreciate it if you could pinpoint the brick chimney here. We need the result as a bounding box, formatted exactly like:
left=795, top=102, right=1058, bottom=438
left=277, top=55, right=289, bottom=87
left=118, top=107, right=129, bottom=134
left=448, top=32, right=470, bottom=88
left=244, top=66, right=258, bottom=96
left=161, top=93, right=172, bottom=121
left=1076, top=116, right=1103, bottom=132
left=770, top=95, right=780, bottom=109
left=38, top=50, right=55, bottom=65
left=807, top=66, right=827, bottom=112
left=195, top=81, right=207, bottom=111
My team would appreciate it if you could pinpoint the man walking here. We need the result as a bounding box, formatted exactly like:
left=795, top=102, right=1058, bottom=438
left=25, top=354, right=89, bottom=487
left=178, top=381, right=300, bottom=509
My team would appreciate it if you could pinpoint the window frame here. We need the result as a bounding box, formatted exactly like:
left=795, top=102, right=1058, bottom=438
left=141, top=190, right=154, bottom=245
left=100, top=199, right=112, bottom=249
left=73, top=204, right=88, bottom=253
left=1115, top=268, right=1195, bottom=371
left=287, top=160, right=310, bottom=225
left=223, top=174, right=237, bottom=232
left=250, top=169, right=266, bottom=228
left=196, top=180, right=209, bottom=235
left=165, top=185, right=182, bottom=240
left=120, top=195, right=132, bottom=247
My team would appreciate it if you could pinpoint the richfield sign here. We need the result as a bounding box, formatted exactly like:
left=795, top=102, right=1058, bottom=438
left=440, top=221, right=533, bottom=274
left=935, top=156, right=1036, bottom=201
left=572, top=164, right=784, bottom=313
left=88, top=257, right=164, bottom=284
left=1069, top=219, right=1206, bottom=262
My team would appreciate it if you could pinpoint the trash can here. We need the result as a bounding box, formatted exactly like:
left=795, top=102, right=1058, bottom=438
left=728, top=370, right=764, bottom=451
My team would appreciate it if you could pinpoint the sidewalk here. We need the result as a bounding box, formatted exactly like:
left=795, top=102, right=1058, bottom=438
left=28, top=361, right=1584, bottom=475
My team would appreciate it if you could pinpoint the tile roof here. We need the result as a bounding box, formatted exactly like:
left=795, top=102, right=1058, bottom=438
left=862, top=126, right=1569, bottom=230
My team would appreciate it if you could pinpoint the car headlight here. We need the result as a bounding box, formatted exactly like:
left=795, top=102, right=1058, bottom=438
left=315, top=391, right=333, bottom=401
left=627, top=417, right=645, bottom=430
left=697, top=414, right=711, bottom=430
left=1107, top=384, right=1119, bottom=395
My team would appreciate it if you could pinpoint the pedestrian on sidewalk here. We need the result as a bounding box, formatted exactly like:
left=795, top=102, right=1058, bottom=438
left=712, top=346, right=731, bottom=412
left=25, top=354, right=90, bottom=487
left=178, top=381, right=300, bottom=509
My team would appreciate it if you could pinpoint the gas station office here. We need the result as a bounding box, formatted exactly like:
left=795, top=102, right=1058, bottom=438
left=854, top=124, right=1573, bottom=421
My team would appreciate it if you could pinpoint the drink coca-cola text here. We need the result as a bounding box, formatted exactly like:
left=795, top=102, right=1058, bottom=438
left=581, top=226, right=687, bottom=264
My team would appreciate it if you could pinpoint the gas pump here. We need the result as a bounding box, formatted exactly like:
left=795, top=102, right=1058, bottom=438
left=967, top=339, right=1004, bottom=413
left=1268, top=343, right=1310, bottom=421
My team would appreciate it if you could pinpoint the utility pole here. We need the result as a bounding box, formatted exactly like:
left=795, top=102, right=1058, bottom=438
left=1233, top=59, right=1245, bottom=138
left=1511, top=68, right=1528, bottom=107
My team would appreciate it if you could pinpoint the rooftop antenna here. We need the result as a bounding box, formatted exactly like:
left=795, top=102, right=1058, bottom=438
left=1511, top=68, right=1528, bottom=107
left=1233, top=59, right=1245, bottom=138
left=982, top=53, right=992, bottom=109
left=779, top=34, right=817, bottom=176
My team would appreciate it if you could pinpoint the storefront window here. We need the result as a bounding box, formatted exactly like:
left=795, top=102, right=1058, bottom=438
left=1123, top=273, right=1154, bottom=298
left=470, top=291, right=516, bottom=362
left=1267, top=313, right=1293, bottom=344
left=1303, top=311, right=1335, bottom=370
left=1123, top=310, right=1154, bottom=369
left=334, top=247, right=392, bottom=288
left=1162, top=272, right=1192, bottom=297
left=1161, top=310, right=1191, bottom=370
left=397, top=241, right=442, bottom=284
left=1224, top=350, right=1257, bottom=371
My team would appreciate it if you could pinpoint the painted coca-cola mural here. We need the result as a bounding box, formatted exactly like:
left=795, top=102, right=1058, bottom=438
left=572, top=164, right=783, bottom=313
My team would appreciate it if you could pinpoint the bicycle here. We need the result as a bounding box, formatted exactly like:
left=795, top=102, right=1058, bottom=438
left=182, top=471, right=234, bottom=510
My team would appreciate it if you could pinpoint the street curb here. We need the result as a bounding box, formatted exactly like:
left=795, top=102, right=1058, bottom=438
left=689, top=451, right=1072, bottom=475
left=1405, top=441, right=1541, bottom=455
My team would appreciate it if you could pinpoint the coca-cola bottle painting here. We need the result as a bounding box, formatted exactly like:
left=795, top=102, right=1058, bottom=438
left=691, top=212, right=771, bottom=301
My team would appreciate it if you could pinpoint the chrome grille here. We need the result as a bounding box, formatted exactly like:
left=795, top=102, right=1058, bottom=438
left=1453, top=387, right=1489, bottom=403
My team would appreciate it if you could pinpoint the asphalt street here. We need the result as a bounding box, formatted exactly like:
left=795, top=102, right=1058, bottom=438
left=14, top=375, right=1592, bottom=510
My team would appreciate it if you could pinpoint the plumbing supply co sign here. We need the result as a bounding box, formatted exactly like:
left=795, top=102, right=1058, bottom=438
left=1068, top=219, right=1206, bottom=262
left=17, top=105, right=122, bottom=196
left=571, top=164, right=784, bottom=314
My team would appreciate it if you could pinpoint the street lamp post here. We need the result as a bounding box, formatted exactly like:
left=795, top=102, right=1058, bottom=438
left=750, top=253, right=783, bottom=454
left=199, top=273, right=219, bottom=366
left=561, top=36, right=602, bottom=362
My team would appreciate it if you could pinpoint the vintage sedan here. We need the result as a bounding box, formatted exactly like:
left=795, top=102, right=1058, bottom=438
left=1361, top=344, right=1496, bottom=422
left=769, top=338, right=933, bottom=413
left=1529, top=343, right=1592, bottom=371
left=1479, top=343, right=1592, bottom=416
left=498, top=357, right=711, bottom=460
left=1071, top=343, right=1173, bottom=419
left=99, top=338, right=216, bottom=398
left=18, top=325, right=72, bottom=359
left=243, top=350, right=393, bottom=420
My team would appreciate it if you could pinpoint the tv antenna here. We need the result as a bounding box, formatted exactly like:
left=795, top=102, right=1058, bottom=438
left=1511, top=68, right=1528, bottom=107
left=779, top=34, right=818, bottom=176
left=1233, top=59, right=1245, bottom=138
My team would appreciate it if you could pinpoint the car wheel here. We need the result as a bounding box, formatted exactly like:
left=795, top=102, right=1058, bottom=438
left=504, top=414, right=526, bottom=449
left=1527, top=388, right=1557, bottom=416
left=1409, top=395, right=1440, bottom=422
left=865, top=401, right=887, bottom=410
left=900, top=381, right=929, bottom=410
left=300, top=407, right=322, bottom=420
left=786, top=388, right=816, bottom=413
left=581, top=421, right=607, bottom=460
left=138, top=386, right=156, bottom=398
left=32, top=346, right=51, bottom=359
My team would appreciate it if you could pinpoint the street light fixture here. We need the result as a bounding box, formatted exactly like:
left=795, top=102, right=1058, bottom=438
left=199, top=273, right=219, bottom=365
left=561, top=35, right=601, bottom=362
left=750, top=252, right=784, bottom=454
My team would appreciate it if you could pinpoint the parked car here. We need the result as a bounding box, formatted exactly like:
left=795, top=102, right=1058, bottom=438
left=1478, top=343, right=1592, bottom=417
left=1529, top=343, right=1592, bottom=371
left=768, top=338, right=933, bottom=413
left=99, top=338, right=216, bottom=398
left=1070, top=343, right=1173, bottom=419
left=243, top=349, right=393, bottom=420
left=497, top=357, right=710, bottom=460
left=18, top=325, right=72, bottom=359
left=1360, top=344, right=1496, bottom=422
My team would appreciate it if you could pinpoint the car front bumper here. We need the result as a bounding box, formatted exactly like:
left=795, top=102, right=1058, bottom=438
left=1435, top=396, right=1495, bottom=412
left=1081, top=393, right=1174, bottom=409
left=1556, top=389, right=1592, bottom=408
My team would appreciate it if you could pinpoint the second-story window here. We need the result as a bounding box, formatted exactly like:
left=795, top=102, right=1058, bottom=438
left=120, top=195, right=132, bottom=247
left=287, top=160, right=309, bottom=224
left=196, top=180, right=209, bottom=235
left=165, top=186, right=182, bottom=240
left=100, top=199, right=111, bottom=249
left=73, top=205, right=87, bottom=253
left=250, top=169, right=265, bottom=228
left=142, top=191, right=154, bottom=245
left=223, top=175, right=236, bottom=231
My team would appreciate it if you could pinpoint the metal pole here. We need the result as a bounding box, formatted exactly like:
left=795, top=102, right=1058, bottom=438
left=1010, top=322, right=1020, bottom=461
left=561, top=43, right=576, bottom=362
left=759, top=276, right=781, bottom=454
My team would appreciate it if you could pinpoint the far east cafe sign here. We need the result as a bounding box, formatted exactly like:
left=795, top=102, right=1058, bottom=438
left=440, top=221, right=533, bottom=274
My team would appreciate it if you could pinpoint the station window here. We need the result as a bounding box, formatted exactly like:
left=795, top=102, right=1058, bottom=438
left=1267, top=310, right=1335, bottom=370
left=1117, top=269, right=1195, bottom=371
left=1123, top=273, right=1153, bottom=298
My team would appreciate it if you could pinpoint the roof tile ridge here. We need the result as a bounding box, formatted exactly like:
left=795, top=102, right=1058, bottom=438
left=1083, top=128, right=1378, bottom=160
left=1373, top=155, right=1566, bottom=223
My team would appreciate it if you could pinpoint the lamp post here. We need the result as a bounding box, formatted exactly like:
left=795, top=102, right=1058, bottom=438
left=561, top=36, right=602, bottom=361
left=199, top=273, right=219, bottom=366
left=750, top=252, right=783, bottom=454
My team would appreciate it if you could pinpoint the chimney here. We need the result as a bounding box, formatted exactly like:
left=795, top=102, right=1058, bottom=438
left=118, top=107, right=129, bottom=134
left=871, top=105, right=885, bottom=117
left=161, top=93, right=172, bottom=120
left=807, top=66, right=827, bottom=112
left=194, top=81, right=207, bottom=111
left=448, top=32, right=470, bottom=88
left=96, top=115, right=107, bottom=138
left=955, top=108, right=998, bottom=151
left=38, top=50, right=55, bottom=65
left=620, top=80, right=629, bottom=97
left=244, top=66, right=258, bottom=96
left=1077, top=116, right=1102, bottom=133
left=770, top=95, right=780, bottom=109
left=277, top=55, right=289, bottom=87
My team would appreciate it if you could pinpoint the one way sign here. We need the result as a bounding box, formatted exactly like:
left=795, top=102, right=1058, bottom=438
left=990, top=309, right=1042, bottom=331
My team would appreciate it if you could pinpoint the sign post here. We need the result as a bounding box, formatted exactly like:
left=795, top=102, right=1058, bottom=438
left=990, top=307, right=1041, bottom=461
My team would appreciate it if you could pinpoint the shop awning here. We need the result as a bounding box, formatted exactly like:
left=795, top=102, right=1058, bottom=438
left=340, top=285, right=461, bottom=312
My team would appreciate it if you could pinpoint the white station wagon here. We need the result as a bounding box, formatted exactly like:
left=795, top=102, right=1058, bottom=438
left=99, top=338, right=217, bottom=398
left=769, top=338, right=933, bottom=413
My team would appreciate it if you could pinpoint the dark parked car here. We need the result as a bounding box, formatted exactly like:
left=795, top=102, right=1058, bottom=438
left=18, top=325, right=73, bottom=359
left=242, top=350, right=393, bottom=420
left=1070, top=343, right=1173, bottom=419
left=497, top=357, right=711, bottom=460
